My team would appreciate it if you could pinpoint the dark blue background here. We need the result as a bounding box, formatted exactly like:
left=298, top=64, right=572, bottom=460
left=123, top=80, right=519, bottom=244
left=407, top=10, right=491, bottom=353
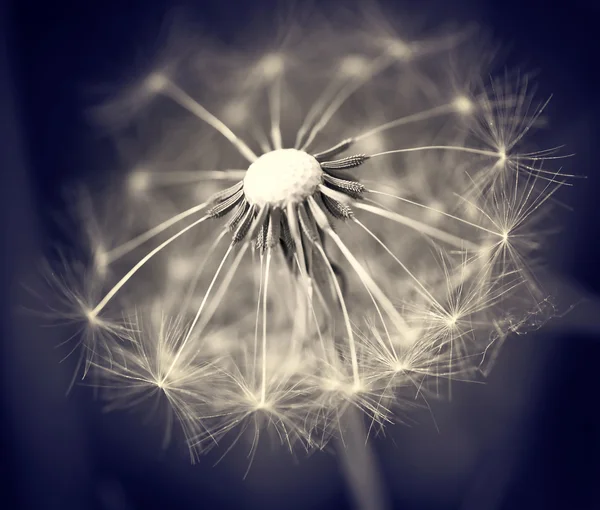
left=2, top=1, right=599, bottom=509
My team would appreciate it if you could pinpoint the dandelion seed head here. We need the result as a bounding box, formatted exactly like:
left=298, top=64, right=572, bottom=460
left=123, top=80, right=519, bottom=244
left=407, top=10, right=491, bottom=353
left=45, top=3, right=576, bottom=464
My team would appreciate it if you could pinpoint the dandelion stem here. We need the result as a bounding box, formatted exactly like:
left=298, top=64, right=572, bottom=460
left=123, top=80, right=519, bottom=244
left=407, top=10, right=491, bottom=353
left=336, top=406, right=391, bottom=510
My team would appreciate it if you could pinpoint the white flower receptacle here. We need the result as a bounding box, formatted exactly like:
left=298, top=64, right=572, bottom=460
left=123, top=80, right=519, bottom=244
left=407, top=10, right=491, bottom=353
left=243, top=149, right=323, bottom=208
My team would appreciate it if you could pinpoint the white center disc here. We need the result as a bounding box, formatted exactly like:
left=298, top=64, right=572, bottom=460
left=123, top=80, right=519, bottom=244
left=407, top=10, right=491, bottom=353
left=243, top=149, right=323, bottom=208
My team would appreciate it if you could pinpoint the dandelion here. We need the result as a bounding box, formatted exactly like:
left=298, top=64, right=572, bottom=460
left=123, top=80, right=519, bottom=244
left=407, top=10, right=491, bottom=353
left=44, top=5, right=574, bottom=509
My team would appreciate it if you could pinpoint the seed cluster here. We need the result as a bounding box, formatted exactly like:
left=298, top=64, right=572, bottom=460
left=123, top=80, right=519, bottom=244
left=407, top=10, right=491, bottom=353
left=45, top=9, right=571, bottom=463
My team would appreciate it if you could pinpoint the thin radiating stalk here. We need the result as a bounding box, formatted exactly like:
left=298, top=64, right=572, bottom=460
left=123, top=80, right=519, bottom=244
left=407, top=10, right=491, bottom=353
left=164, top=242, right=236, bottom=380
left=158, top=78, right=258, bottom=163
left=269, top=73, right=283, bottom=150
left=300, top=54, right=395, bottom=151
left=260, top=248, right=272, bottom=404
left=353, top=102, right=462, bottom=142
left=355, top=201, right=479, bottom=250
left=104, top=201, right=209, bottom=264
left=370, top=145, right=504, bottom=159
left=90, top=214, right=210, bottom=318
left=133, top=170, right=247, bottom=188
left=314, top=241, right=360, bottom=387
